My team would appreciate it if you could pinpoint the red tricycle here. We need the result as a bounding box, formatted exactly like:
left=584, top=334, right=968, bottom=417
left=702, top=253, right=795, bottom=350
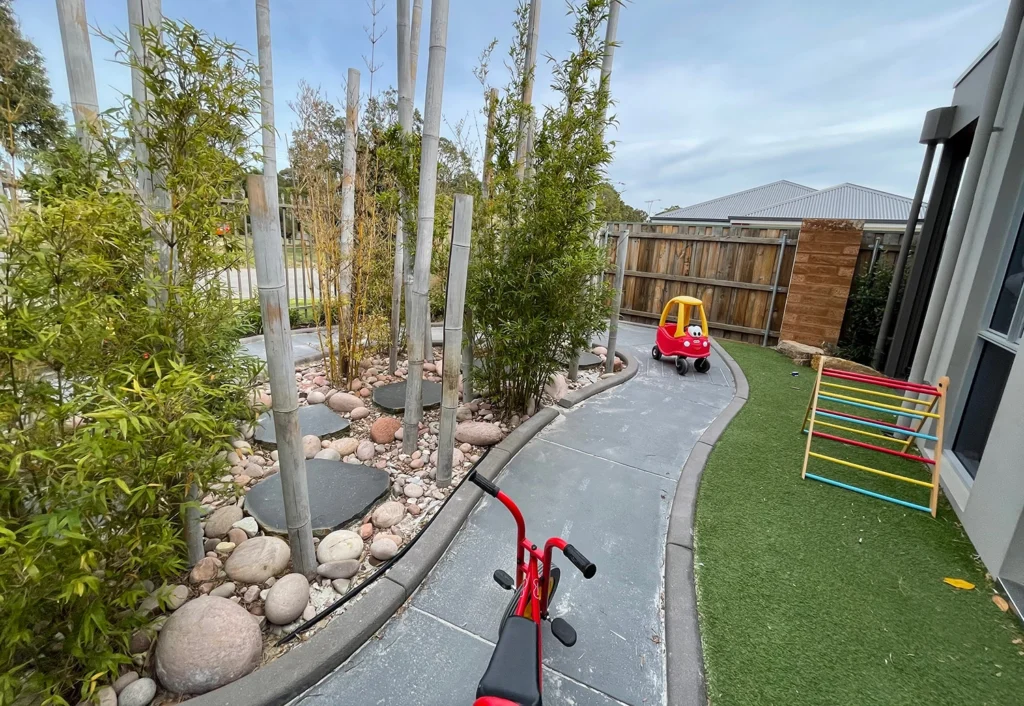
left=469, top=470, right=596, bottom=706
left=652, top=295, right=712, bottom=375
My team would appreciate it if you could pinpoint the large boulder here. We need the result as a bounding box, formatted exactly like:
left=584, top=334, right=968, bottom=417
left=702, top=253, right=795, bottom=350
left=776, top=340, right=824, bottom=366
left=455, top=421, right=504, bottom=447
left=327, top=392, right=364, bottom=413
left=224, top=536, right=290, bottom=584
left=370, top=416, right=401, bottom=444
left=811, top=354, right=880, bottom=376
left=264, top=573, right=310, bottom=625
left=204, top=506, right=243, bottom=538
left=154, top=596, right=262, bottom=695
left=316, top=529, right=364, bottom=563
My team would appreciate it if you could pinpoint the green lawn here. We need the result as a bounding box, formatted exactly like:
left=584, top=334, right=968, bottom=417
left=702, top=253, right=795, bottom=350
left=694, top=341, right=1024, bottom=706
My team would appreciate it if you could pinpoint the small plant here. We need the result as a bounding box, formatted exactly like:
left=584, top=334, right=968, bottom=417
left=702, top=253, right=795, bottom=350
left=835, top=260, right=906, bottom=365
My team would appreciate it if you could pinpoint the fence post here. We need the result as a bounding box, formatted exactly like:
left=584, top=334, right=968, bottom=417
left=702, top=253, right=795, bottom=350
left=605, top=230, right=628, bottom=374
left=403, top=0, right=450, bottom=454
left=762, top=234, right=787, bottom=346
left=868, top=235, right=882, bottom=274
left=438, top=194, right=473, bottom=487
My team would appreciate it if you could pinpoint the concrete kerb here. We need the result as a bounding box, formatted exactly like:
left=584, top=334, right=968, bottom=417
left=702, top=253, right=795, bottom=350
left=665, top=338, right=750, bottom=706
left=186, top=369, right=634, bottom=706
left=558, top=348, right=639, bottom=408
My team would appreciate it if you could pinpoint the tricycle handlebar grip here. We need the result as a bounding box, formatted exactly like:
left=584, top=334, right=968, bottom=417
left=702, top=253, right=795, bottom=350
left=563, top=544, right=596, bottom=579
left=470, top=471, right=499, bottom=497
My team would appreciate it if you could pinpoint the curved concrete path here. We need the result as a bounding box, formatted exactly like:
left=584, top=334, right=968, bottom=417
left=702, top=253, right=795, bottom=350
left=296, top=322, right=735, bottom=705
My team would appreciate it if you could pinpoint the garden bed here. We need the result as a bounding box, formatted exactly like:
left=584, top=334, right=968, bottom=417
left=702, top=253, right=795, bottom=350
left=136, top=344, right=616, bottom=702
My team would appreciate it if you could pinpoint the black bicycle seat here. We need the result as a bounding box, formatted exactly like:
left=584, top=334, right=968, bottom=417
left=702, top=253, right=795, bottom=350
left=476, top=616, right=541, bottom=706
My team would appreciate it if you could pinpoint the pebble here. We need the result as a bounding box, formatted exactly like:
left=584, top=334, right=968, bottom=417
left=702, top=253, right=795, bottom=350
left=455, top=421, right=504, bottom=446
left=224, top=536, right=291, bottom=584
left=370, top=538, right=399, bottom=560
left=243, top=585, right=260, bottom=603
left=302, top=605, right=317, bottom=621
left=459, top=443, right=472, bottom=453
left=227, top=528, right=248, bottom=546
left=371, top=501, right=405, bottom=528
left=211, top=582, right=236, bottom=598
left=356, top=440, right=375, bottom=461
left=265, top=573, right=310, bottom=625
left=226, top=451, right=242, bottom=466
left=314, top=447, right=342, bottom=461
left=306, top=390, right=326, bottom=405
left=204, top=505, right=243, bottom=538
left=302, top=434, right=322, bottom=459
left=331, top=578, right=351, bottom=595
left=316, top=559, right=360, bottom=580
left=112, top=672, right=139, bottom=695
left=190, top=557, right=220, bottom=584
left=232, top=516, right=259, bottom=538
left=360, top=522, right=374, bottom=539
left=316, top=529, right=364, bottom=562
left=404, top=484, right=424, bottom=499
left=117, top=677, right=156, bottom=706
left=97, top=686, right=116, bottom=706
left=216, top=542, right=236, bottom=554
left=331, top=437, right=360, bottom=457
left=351, top=406, right=371, bottom=420
left=359, top=388, right=371, bottom=398
left=327, top=392, right=363, bottom=413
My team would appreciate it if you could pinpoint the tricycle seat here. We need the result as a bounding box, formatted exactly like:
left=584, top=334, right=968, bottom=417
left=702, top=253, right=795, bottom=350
left=476, top=616, right=541, bottom=706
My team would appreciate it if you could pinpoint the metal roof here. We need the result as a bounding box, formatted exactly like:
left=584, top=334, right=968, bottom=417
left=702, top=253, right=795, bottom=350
left=652, top=180, right=816, bottom=222
left=738, top=183, right=918, bottom=223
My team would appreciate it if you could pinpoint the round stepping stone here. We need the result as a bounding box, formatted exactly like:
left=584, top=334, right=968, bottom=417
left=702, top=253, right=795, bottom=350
left=372, top=380, right=442, bottom=413
left=576, top=350, right=603, bottom=369
left=254, top=405, right=350, bottom=445
left=245, top=459, right=388, bottom=534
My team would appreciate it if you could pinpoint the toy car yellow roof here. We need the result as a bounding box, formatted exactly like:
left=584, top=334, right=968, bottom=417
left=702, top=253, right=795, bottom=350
left=659, top=295, right=709, bottom=336
left=666, top=296, right=703, bottom=307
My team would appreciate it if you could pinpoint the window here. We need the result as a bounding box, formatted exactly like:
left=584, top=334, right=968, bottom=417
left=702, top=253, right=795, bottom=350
left=990, top=219, right=1024, bottom=336
left=952, top=341, right=1015, bottom=478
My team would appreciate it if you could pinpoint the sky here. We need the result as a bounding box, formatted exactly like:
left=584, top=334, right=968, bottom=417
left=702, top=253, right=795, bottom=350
left=15, top=0, right=1009, bottom=214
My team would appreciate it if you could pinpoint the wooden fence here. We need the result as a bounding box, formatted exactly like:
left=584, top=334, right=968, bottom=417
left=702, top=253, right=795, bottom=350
left=605, top=221, right=915, bottom=346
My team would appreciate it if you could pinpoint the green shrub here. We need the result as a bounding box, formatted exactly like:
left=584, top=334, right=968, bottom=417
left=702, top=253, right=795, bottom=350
left=468, top=0, right=613, bottom=412
left=0, top=19, right=262, bottom=705
left=835, top=260, right=906, bottom=365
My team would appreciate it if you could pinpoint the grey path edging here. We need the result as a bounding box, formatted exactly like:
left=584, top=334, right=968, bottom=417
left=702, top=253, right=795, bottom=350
left=557, top=348, right=639, bottom=408
left=665, top=338, right=749, bottom=706
left=186, top=361, right=638, bottom=706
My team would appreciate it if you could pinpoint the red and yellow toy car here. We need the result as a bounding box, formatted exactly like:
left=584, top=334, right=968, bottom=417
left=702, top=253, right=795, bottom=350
left=652, top=295, right=712, bottom=375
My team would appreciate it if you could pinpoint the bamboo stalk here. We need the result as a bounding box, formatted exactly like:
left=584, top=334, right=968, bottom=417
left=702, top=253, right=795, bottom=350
left=515, top=0, right=541, bottom=180
left=402, top=0, right=449, bottom=454
left=56, top=0, right=100, bottom=153
left=340, top=69, right=359, bottom=303
left=389, top=0, right=413, bottom=375
left=410, top=0, right=423, bottom=86
left=253, top=0, right=315, bottom=577
left=438, top=194, right=473, bottom=487
left=604, top=230, right=628, bottom=374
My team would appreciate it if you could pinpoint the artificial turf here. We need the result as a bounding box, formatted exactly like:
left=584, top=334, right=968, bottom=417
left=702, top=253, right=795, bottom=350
left=693, top=341, right=1024, bottom=706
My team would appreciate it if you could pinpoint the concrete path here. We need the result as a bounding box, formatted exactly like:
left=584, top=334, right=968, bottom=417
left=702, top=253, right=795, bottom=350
left=296, top=322, right=735, bottom=705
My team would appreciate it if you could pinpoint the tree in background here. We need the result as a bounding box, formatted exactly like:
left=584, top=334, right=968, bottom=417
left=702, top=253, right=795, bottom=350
left=469, top=0, right=613, bottom=413
left=0, top=0, right=65, bottom=194
left=593, top=180, right=644, bottom=222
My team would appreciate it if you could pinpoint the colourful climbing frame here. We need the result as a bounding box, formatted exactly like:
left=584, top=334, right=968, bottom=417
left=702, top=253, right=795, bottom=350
left=800, top=361, right=949, bottom=517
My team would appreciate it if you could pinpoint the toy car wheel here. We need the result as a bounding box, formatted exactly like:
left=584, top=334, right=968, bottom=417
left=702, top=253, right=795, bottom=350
left=694, top=357, right=710, bottom=373
left=675, top=357, right=689, bottom=375
left=652, top=345, right=662, bottom=360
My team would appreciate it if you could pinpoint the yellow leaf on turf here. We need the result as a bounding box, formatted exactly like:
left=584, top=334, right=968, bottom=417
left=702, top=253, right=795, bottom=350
left=943, top=578, right=975, bottom=590
left=993, top=595, right=1010, bottom=612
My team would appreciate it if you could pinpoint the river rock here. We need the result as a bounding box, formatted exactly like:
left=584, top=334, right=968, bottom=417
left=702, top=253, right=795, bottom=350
left=350, top=406, right=371, bottom=420
left=403, top=484, right=424, bottom=499
left=370, top=538, right=399, bottom=561
left=328, top=392, right=363, bottom=413
left=189, top=558, right=220, bottom=584
left=316, top=560, right=360, bottom=580
left=455, top=421, right=503, bottom=446
left=117, top=677, right=156, bottom=706
left=370, top=416, right=402, bottom=443
left=112, top=672, right=139, bottom=695
left=224, top=536, right=291, bottom=584
left=264, top=573, right=309, bottom=625
left=154, top=596, right=262, bottom=694
left=544, top=373, right=568, bottom=402
left=331, top=578, right=351, bottom=594
left=456, top=405, right=473, bottom=422
left=211, top=582, right=236, bottom=598
left=302, top=435, right=321, bottom=459
left=371, top=501, right=405, bottom=528
left=227, top=528, right=248, bottom=547
left=316, top=529, right=363, bottom=563
left=430, top=448, right=465, bottom=467
left=356, top=440, right=375, bottom=461
left=97, top=686, right=116, bottom=706
left=204, top=506, right=243, bottom=538
left=314, top=447, right=342, bottom=461
left=231, top=516, right=259, bottom=538
left=329, top=437, right=359, bottom=457
left=306, top=390, right=326, bottom=405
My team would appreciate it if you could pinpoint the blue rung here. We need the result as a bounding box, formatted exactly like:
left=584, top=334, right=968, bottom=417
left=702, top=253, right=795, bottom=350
left=817, top=394, right=923, bottom=419
left=804, top=473, right=931, bottom=513
left=814, top=410, right=938, bottom=441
